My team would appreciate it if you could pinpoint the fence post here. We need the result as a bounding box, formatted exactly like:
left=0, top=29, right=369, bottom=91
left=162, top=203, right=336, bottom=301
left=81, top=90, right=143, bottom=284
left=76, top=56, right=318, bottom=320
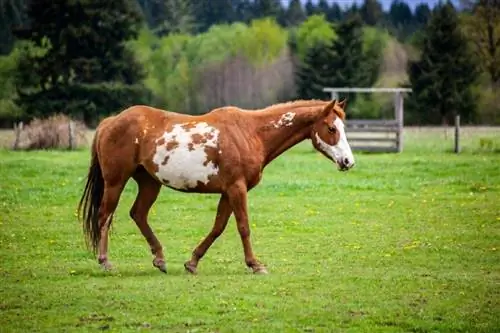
left=12, top=121, right=23, bottom=150
left=394, top=92, right=404, bottom=153
left=454, top=114, right=460, bottom=154
left=68, top=120, right=75, bottom=150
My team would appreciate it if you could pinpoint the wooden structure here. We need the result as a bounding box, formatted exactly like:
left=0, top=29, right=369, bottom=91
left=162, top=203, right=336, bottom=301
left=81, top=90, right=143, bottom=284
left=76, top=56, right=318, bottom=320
left=323, top=87, right=412, bottom=153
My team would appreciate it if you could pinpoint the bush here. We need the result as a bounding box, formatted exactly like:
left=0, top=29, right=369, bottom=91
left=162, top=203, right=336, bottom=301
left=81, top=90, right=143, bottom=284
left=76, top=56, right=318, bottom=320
left=12, top=114, right=88, bottom=150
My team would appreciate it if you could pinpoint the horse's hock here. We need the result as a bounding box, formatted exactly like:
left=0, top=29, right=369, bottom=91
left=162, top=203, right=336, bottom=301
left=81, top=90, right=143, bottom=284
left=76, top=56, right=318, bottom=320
left=323, top=87, right=412, bottom=153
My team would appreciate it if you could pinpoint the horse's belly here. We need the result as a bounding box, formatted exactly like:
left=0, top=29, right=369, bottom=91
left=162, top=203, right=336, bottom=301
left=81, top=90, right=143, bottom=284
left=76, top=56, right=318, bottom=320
left=154, top=152, right=219, bottom=190
left=151, top=122, right=220, bottom=191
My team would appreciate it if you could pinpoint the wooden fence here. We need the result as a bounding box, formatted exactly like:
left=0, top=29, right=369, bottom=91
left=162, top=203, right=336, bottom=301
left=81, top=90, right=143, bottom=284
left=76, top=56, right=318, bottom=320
left=323, top=87, right=412, bottom=153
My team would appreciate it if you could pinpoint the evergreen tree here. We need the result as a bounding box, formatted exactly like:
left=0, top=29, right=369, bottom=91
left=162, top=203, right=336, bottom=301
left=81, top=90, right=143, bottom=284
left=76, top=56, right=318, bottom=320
left=388, top=0, right=414, bottom=40
left=408, top=2, right=479, bottom=124
left=233, top=0, right=255, bottom=23
left=389, top=0, right=413, bottom=26
left=304, top=0, right=316, bottom=16
left=157, top=0, right=196, bottom=35
left=326, top=15, right=376, bottom=92
left=361, top=0, right=383, bottom=26
left=295, top=42, right=333, bottom=99
left=414, top=3, right=431, bottom=25
left=254, top=0, right=283, bottom=19
left=345, top=3, right=360, bottom=18
left=328, top=3, right=343, bottom=22
left=285, top=0, right=306, bottom=26
left=194, top=0, right=234, bottom=33
left=14, top=0, right=149, bottom=124
left=317, top=0, right=330, bottom=16
left=295, top=14, right=381, bottom=101
left=0, top=0, right=29, bottom=55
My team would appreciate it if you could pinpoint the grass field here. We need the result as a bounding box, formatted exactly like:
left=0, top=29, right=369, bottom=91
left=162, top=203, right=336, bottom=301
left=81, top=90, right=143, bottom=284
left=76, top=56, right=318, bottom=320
left=0, top=127, right=499, bottom=332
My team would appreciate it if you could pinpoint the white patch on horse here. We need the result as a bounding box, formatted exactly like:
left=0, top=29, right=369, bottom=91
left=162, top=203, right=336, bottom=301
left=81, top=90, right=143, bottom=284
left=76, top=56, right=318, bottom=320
left=153, top=122, right=219, bottom=189
left=270, top=112, right=295, bottom=128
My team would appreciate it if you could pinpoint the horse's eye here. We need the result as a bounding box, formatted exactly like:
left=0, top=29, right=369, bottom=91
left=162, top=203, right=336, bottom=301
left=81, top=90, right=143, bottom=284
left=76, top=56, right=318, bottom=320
left=328, top=126, right=336, bottom=134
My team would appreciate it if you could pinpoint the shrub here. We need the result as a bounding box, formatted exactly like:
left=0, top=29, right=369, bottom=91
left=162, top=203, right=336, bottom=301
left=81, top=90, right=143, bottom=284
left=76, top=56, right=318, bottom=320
left=12, top=114, right=88, bottom=150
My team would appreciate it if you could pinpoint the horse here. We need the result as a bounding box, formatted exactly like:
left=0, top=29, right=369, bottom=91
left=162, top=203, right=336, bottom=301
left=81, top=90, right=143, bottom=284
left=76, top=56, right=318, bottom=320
left=77, top=99, right=355, bottom=275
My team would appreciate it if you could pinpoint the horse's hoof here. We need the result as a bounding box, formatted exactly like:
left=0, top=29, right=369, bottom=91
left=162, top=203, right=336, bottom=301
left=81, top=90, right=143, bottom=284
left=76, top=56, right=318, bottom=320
left=100, top=261, right=113, bottom=271
left=253, top=266, right=268, bottom=275
left=184, top=261, right=197, bottom=275
left=153, top=259, right=167, bottom=273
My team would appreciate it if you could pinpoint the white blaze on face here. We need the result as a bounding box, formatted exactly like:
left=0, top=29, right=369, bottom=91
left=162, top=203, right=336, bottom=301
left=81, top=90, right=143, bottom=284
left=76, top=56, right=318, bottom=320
left=153, top=122, right=219, bottom=189
left=315, top=118, right=355, bottom=168
left=270, top=112, right=296, bottom=128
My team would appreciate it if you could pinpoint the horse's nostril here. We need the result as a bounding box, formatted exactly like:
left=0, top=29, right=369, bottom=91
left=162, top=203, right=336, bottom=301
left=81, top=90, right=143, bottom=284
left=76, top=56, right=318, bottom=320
left=343, top=157, right=350, bottom=166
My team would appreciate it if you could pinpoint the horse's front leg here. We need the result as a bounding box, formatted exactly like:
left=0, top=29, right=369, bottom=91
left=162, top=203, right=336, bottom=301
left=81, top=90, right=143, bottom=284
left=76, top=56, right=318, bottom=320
left=227, top=181, right=268, bottom=274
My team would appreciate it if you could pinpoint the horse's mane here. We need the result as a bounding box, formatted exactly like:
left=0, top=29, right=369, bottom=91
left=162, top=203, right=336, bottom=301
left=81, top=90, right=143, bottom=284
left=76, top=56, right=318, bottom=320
left=260, top=99, right=328, bottom=111
left=261, top=99, right=346, bottom=120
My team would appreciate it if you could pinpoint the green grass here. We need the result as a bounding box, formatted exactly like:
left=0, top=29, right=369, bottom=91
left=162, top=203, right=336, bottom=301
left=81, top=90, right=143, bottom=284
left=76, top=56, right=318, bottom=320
left=0, top=128, right=499, bottom=332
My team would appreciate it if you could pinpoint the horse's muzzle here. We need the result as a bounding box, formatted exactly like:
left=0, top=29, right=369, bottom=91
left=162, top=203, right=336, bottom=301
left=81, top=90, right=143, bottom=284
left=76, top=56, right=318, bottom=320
left=337, top=157, right=355, bottom=171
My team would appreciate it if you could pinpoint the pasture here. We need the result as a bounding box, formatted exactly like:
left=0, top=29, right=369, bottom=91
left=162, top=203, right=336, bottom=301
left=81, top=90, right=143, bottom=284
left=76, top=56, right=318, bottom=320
left=0, top=127, right=499, bottom=332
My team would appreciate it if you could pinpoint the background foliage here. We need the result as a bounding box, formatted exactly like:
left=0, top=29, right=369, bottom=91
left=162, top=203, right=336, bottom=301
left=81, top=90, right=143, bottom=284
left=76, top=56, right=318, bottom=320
left=0, top=0, right=497, bottom=126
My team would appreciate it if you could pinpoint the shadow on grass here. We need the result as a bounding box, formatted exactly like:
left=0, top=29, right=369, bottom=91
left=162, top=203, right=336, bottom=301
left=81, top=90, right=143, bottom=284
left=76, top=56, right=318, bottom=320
left=76, top=264, right=253, bottom=278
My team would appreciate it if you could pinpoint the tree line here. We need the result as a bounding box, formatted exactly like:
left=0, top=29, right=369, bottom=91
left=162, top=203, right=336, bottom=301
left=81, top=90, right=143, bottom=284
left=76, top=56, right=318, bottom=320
left=0, top=0, right=498, bottom=126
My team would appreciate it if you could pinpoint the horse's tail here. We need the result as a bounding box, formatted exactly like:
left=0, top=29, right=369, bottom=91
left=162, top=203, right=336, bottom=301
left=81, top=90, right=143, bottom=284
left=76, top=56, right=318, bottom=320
left=78, top=132, right=104, bottom=254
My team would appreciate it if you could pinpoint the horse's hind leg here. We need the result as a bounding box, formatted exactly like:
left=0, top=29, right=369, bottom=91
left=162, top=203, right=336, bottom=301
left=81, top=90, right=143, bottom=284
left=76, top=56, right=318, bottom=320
left=129, top=167, right=165, bottom=272
left=184, top=194, right=232, bottom=274
left=98, top=182, right=126, bottom=270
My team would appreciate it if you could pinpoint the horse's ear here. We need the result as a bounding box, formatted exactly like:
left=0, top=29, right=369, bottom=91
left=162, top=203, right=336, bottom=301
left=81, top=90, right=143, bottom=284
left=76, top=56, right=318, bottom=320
left=322, top=99, right=337, bottom=116
left=338, top=98, right=347, bottom=109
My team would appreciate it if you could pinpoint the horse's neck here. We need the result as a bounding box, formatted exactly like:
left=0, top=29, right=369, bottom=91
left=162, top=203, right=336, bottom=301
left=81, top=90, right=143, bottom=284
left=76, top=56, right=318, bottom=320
left=254, top=105, right=322, bottom=166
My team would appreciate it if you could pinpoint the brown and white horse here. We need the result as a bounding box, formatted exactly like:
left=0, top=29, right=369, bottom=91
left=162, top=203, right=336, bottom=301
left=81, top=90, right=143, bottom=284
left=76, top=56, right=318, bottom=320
left=78, top=99, right=355, bottom=274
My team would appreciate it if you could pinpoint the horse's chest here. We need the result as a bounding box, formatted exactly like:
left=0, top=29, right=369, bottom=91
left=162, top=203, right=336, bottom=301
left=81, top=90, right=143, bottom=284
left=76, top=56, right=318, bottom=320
left=152, top=122, right=220, bottom=190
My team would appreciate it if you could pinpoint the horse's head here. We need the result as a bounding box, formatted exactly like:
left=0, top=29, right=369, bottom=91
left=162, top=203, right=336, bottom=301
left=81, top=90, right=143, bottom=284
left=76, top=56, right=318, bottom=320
left=311, top=99, right=355, bottom=171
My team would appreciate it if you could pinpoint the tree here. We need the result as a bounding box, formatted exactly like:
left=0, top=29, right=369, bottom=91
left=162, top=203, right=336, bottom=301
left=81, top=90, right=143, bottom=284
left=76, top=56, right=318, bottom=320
left=285, top=0, right=306, bottom=26
left=0, top=0, right=29, bottom=55
left=233, top=0, right=255, bottom=23
left=295, top=14, right=382, bottom=102
left=194, top=0, right=234, bottom=33
left=408, top=2, right=479, bottom=124
left=317, top=0, right=330, bottom=16
left=157, top=0, right=196, bottom=35
left=389, top=0, right=413, bottom=26
left=295, top=42, right=332, bottom=99
left=328, top=3, right=343, bottom=22
left=361, top=0, right=383, bottom=26
left=14, top=0, right=149, bottom=124
left=326, top=15, right=376, bottom=92
left=254, top=0, right=283, bottom=19
left=388, top=0, right=414, bottom=40
left=345, top=3, right=360, bottom=18
left=294, top=14, right=336, bottom=59
left=462, top=0, right=500, bottom=85
left=414, top=3, right=431, bottom=25
left=304, top=0, right=316, bottom=16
